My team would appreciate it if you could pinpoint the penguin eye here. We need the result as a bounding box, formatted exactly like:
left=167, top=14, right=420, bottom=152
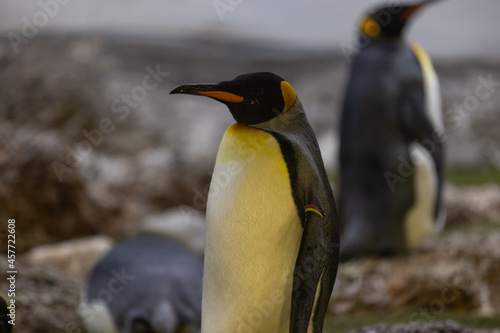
left=249, top=98, right=259, bottom=105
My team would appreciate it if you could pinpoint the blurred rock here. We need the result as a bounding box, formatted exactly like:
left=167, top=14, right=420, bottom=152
left=0, top=35, right=111, bottom=142
left=0, top=258, right=83, bottom=333
left=438, top=64, right=500, bottom=169
left=419, top=232, right=500, bottom=316
left=445, top=184, right=500, bottom=225
left=345, top=320, right=496, bottom=333
left=25, top=236, right=114, bottom=276
left=0, top=125, right=112, bottom=253
left=330, top=230, right=500, bottom=316
left=138, top=206, right=206, bottom=256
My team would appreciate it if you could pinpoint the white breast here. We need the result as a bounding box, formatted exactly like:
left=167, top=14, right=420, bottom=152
left=410, top=41, right=444, bottom=133
left=403, top=42, right=445, bottom=245
left=202, top=124, right=303, bottom=333
left=403, top=143, right=437, bottom=248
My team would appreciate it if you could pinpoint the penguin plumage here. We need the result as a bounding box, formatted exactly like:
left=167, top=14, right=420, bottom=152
left=339, top=0, right=445, bottom=261
left=171, top=72, right=339, bottom=333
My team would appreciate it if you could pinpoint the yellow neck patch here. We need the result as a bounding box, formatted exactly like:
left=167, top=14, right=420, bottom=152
left=410, top=41, right=432, bottom=73
left=199, top=91, right=244, bottom=103
left=280, top=81, right=297, bottom=113
left=402, top=5, right=422, bottom=21
left=360, top=16, right=381, bottom=38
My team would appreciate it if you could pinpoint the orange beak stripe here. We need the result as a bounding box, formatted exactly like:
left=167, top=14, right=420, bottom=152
left=402, top=5, right=423, bottom=21
left=199, top=91, right=244, bottom=103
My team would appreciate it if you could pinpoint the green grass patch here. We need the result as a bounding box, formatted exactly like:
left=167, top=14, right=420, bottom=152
left=446, top=168, right=500, bottom=185
left=442, top=221, right=500, bottom=235
left=323, top=311, right=500, bottom=332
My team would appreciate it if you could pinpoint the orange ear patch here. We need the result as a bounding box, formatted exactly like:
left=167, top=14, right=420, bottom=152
left=281, top=81, right=297, bottom=113
left=199, top=91, right=244, bottom=103
left=360, top=16, right=381, bottom=38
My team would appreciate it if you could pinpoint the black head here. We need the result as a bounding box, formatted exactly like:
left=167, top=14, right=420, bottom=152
left=359, top=0, right=439, bottom=39
left=170, top=72, right=297, bottom=125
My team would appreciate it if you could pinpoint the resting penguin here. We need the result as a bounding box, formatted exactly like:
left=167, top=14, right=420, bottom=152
left=339, top=0, right=445, bottom=261
left=171, top=72, right=339, bottom=333
left=79, top=208, right=205, bottom=333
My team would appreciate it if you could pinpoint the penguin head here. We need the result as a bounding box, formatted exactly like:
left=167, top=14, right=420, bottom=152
left=170, top=72, right=297, bottom=125
left=359, top=0, right=437, bottom=39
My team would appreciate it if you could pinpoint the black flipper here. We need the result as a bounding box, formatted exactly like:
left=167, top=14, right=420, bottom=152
left=290, top=210, right=338, bottom=333
left=257, top=100, right=339, bottom=333
left=400, top=78, right=445, bottom=219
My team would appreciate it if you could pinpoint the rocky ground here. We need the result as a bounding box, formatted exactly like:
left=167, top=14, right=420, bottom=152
left=330, top=225, right=500, bottom=316
left=345, top=320, right=500, bottom=333
left=0, top=34, right=499, bottom=332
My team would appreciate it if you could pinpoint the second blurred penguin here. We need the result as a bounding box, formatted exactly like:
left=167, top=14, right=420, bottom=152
left=339, top=0, right=446, bottom=261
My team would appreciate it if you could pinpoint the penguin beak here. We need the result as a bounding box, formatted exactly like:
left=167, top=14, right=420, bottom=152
left=402, top=0, right=439, bottom=21
left=170, top=84, right=244, bottom=103
left=401, top=5, right=423, bottom=21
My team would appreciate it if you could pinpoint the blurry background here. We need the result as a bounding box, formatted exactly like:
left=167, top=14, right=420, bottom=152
left=0, top=0, right=499, bottom=332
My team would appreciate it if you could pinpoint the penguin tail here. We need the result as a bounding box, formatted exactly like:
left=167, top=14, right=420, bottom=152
left=78, top=291, right=117, bottom=333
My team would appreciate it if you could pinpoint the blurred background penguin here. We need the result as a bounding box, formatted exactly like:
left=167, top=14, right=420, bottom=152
left=339, top=0, right=446, bottom=261
left=79, top=208, right=205, bottom=333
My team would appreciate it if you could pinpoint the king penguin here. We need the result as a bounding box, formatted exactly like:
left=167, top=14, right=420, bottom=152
left=339, top=0, right=446, bottom=261
left=171, top=72, right=339, bottom=333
